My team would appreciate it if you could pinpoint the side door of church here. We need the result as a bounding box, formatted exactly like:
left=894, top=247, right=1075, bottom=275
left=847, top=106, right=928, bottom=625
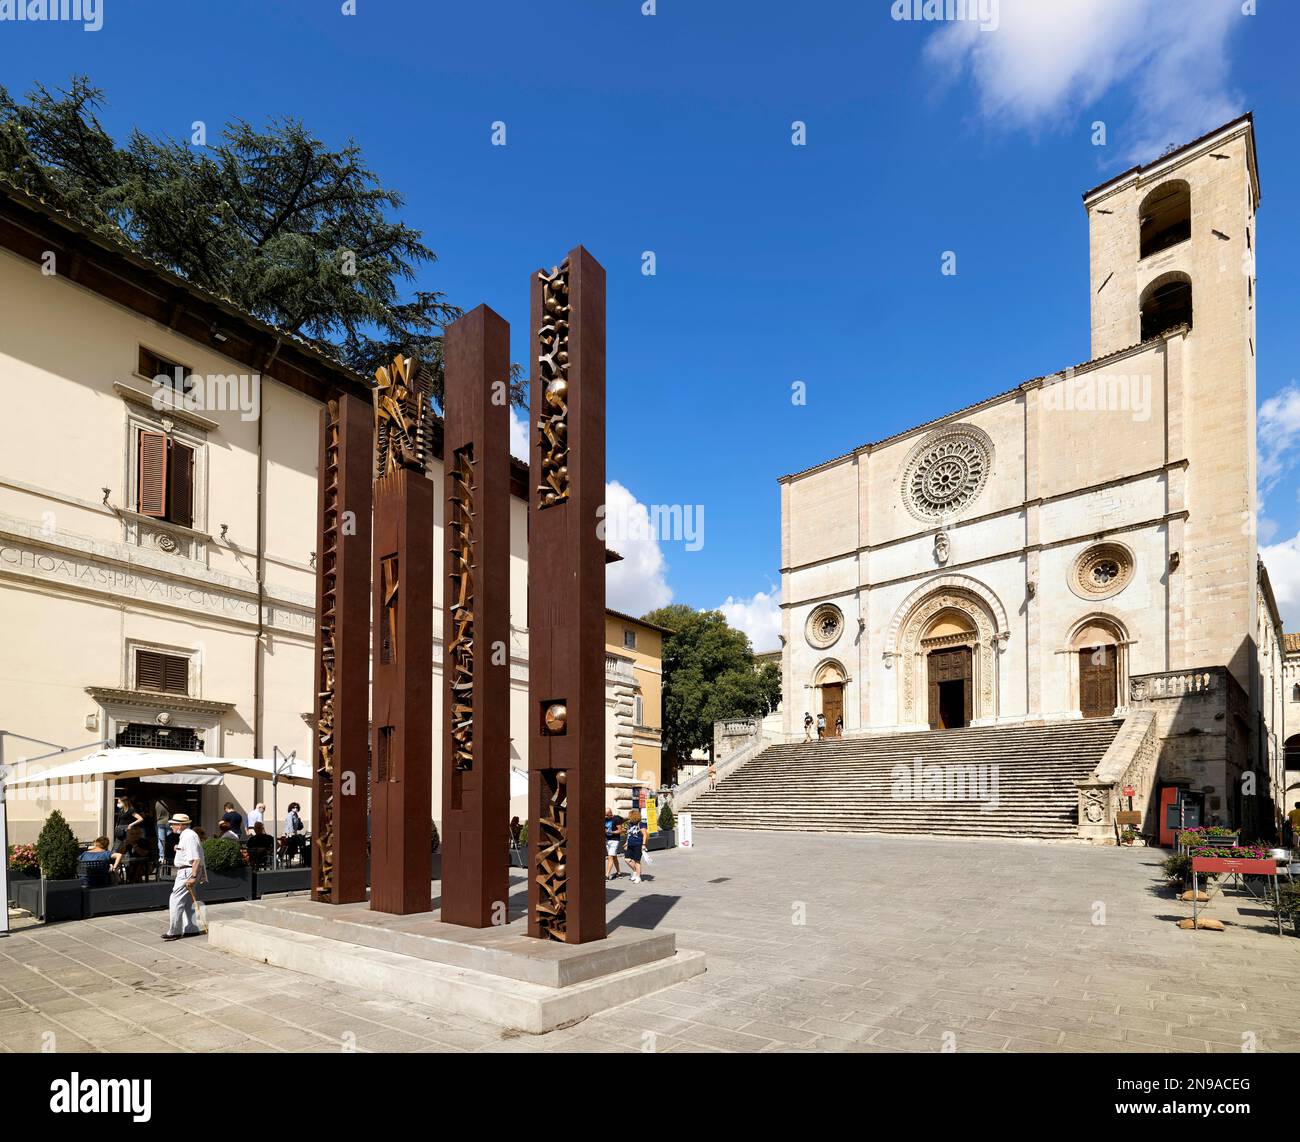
left=1079, top=646, right=1117, bottom=718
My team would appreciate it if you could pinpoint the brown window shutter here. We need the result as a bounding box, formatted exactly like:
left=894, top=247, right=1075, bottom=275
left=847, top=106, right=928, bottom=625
left=137, top=650, right=164, bottom=691
left=168, top=441, right=194, bottom=528
left=162, top=654, right=189, bottom=695
left=137, top=432, right=169, bottom=517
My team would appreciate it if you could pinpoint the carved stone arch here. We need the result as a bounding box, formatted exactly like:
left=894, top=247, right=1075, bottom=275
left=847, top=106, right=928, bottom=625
left=885, top=573, right=1010, bottom=656
left=813, top=658, right=848, bottom=687
left=887, top=575, right=1009, bottom=727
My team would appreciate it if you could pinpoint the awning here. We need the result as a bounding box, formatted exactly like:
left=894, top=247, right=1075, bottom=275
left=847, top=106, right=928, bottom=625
left=2, top=749, right=313, bottom=789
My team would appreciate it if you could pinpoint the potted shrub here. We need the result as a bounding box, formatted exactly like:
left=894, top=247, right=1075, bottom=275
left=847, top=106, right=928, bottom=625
left=34, top=810, right=84, bottom=922
left=1161, top=851, right=1192, bottom=891
left=1120, top=828, right=1136, bottom=846
left=649, top=803, right=676, bottom=851
left=200, top=838, right=252, bottom=903
left=1200, top=825, right=1241, bottom=848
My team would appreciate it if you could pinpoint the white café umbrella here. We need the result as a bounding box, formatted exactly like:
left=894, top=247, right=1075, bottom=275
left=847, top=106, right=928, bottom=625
left=1, top=749, right=312, bottom=789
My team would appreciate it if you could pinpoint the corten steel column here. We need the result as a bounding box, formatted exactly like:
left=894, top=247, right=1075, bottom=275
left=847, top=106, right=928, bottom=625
left=370, top=357, right=434, bottom=915
left=528, top=246, right=607, bottom=943
left=440, top=306, right=511, bottom=927
left=312, top=394, right=372, bottom=904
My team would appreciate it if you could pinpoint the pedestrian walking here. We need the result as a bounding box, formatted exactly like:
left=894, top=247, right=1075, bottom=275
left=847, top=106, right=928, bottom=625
left=707, top=761, right=717, bottom=791
left=604, top=806, right=625, bottom=880
left=162, top=813, right=206, bottom=941
left=623, top=810, right=648, bottom=884
left=803, top=712, right=813, bottom=741
left=835, top=716, right=844, bottom=738
left=816, top=712, right=826, bottom=740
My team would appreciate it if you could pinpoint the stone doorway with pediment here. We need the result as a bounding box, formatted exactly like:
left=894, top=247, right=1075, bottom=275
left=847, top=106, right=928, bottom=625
left=888, top=579, right=1007, bottom=730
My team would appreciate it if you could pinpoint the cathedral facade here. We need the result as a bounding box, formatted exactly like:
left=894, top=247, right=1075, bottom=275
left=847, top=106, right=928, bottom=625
left=778, top=115, right=1290, bottom=832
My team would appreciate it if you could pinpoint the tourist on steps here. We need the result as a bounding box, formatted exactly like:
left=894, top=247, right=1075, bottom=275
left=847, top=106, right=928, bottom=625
left=816, top=712, right=826, bottom=740
left=835, top=716, right=844, bottom=738
left=708, top=761, right=717, bottom=791
left=803, top=712, right=813, bottom=741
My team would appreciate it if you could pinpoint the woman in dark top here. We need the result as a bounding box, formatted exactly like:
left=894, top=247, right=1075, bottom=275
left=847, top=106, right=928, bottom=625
left=112, top=797, right=142, bottom=847
left=622, top=810, right=647, bottom=884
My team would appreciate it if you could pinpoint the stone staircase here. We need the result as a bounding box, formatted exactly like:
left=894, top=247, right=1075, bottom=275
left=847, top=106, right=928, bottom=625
left=686, top=719, right=1124, bottom=840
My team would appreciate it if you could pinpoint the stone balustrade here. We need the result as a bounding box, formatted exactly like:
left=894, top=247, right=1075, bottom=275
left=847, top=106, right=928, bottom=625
left=1076, top=708, right=1159, bottom=842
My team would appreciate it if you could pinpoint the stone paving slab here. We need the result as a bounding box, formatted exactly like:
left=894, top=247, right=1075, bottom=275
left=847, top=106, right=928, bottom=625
left=1, top=829, right=1297, bottom=1052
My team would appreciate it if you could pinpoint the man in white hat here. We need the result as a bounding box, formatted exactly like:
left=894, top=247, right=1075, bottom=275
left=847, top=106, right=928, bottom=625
left=163, top=813, right=205, bottom=941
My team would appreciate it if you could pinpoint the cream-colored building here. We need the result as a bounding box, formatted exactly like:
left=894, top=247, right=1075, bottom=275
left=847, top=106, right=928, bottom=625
left=0, top=178, right=656, bottom=844
left=779, top=115, right=1290, bottom=833
left=605, top=610, right=667, bottom=800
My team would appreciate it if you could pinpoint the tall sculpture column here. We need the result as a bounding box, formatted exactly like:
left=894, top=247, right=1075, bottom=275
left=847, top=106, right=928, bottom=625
left=528, top=247, right=607, bottom=943
left=370, top=356, right=434, bottom=915
left=440, top=306, right=511, bottom=927
left=312, top=394, right=372, bottom=904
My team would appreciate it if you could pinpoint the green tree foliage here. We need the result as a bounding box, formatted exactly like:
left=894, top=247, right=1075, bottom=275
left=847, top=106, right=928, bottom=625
left=642, top=605, right=781, bottom=761
left=35, top=809, right=81, bottom=880
left=0, top=77, right=524, bottom=406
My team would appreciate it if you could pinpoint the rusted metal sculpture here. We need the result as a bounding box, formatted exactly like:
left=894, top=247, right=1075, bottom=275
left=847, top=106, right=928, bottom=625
left=370, top=355, right=434, bottom=915
left=440, top=307, right=511, bottom=928
left=311, top=394, right=371, bottom=904
left=528, top=248, right=606, bottom=943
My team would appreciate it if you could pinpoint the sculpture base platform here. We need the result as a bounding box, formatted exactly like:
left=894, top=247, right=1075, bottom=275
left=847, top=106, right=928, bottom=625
left=209, top=898, right=705, bottom=1034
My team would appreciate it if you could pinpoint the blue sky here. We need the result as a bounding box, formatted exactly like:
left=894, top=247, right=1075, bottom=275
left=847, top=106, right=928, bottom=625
left=3, top=0, right=1298, bottom=644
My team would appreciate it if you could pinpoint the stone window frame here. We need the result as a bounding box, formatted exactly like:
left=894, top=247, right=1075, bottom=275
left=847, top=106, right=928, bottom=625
left=1068, top=541, right=1135, bottom=602
left=123, top=637, right=203, bottom=698
left=805, top=603, right=845, bottom=649
left=898, top=422, right=995, bottom=524
left=121, top=398, right=211, bottom=563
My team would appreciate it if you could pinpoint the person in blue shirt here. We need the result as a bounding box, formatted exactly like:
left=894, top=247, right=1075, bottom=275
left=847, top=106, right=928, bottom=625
left=79, top=837, right=113, bottom=888
left=604, top=806, right=624, bottom=880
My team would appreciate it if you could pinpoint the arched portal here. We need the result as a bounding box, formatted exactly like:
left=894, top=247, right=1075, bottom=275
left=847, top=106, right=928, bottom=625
left=812, top=659, right=847, bottom=736
left=1140, top=272, right=1193, bottom=340
left=1066, top=615, right=1129, bottom=719
left=888, top=577, right=1006, bottom=729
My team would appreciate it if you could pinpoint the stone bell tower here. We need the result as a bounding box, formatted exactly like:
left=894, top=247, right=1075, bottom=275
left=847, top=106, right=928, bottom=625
left=1083, top=114, right=1260, bottom=688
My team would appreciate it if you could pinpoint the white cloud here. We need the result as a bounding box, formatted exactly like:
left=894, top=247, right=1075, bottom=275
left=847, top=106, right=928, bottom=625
left=1263, top=530, right=1300, bottom=633
left=1259, top=383, right=1300, bottom=495
left=923, top=0, right=1245, bottom=161
left=508, top=407, right=529, bottom=461
left=604, top=480, right=673, bottom=615
left=718, top=587, right=782, bottom=653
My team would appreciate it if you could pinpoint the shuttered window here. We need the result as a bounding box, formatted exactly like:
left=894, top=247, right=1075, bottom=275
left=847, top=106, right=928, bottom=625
left=136, top=649, right=190, bottom=695
left=135, top=431, right=195, bottom=527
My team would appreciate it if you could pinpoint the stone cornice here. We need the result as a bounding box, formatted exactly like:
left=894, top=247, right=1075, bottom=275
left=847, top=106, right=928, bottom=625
left=86, top=686, right=236, bottom=715
left=113, top=380, right=221, bottom=433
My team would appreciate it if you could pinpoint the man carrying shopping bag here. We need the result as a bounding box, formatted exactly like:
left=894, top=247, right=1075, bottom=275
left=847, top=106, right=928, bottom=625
left=162, top=813, right=206, bottom=941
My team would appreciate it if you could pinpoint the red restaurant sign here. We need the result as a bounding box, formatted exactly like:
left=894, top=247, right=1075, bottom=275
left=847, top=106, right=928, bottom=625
left=1191, top=857, right=1276, bottom=875
left=1122, top=785, right=1136, bottom=798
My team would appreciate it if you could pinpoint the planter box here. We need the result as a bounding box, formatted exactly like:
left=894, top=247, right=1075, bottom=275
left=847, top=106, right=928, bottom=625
left=12, top=876, right=41, bottom=916
left=83, top=881, right=171, bottom=918
left=6, top=868, right=38, bottom=906
left=36, top=878, right=85, bottom=923
left=1200, top=835, right=1241, bottom=848
left=253, top=867, right=311, bottom=897
left=200, top=870, right=252, bottom=903
left=1191, top=857, right=1276, bottom=876
left=647, top=829, right=676, bottom=852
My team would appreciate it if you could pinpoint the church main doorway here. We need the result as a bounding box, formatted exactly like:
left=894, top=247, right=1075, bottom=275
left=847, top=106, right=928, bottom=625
left=821, top=682, right=843, bottom=734
left=927, top=646, right=973, bottom=729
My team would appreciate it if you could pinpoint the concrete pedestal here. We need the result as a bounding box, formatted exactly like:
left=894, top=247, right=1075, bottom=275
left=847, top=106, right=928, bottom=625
left=209, top=897, right=705, bottom=1034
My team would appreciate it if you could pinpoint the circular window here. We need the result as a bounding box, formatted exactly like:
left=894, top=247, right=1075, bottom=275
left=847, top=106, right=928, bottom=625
left=1070, top=543, right=1134, bottom=600
left=901, top=424, right=993, bottom=522
left=806, top=604, right=845, bottom=649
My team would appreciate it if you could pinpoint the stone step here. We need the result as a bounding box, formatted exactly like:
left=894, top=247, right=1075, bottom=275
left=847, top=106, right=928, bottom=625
left=689, top=718, right=1121, bottom=841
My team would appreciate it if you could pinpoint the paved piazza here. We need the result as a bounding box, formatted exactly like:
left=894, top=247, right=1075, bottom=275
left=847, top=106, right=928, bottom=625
left=3, top=831, right=1298, bottom=1054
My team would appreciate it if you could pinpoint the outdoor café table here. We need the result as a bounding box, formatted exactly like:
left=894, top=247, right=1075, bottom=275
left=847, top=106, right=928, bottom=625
left=1191, top=855, right=1282, bottom=935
